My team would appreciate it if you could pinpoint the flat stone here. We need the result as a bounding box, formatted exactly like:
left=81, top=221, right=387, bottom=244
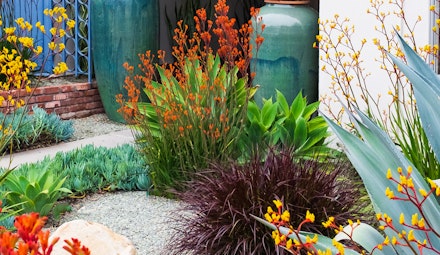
left=50, top=219, right=137, bottom=255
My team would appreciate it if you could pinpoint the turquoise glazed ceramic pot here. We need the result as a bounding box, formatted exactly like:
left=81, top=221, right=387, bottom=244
left=91, top=0, right=159, bottom=123
left=251, top=1, right=318, bottom=106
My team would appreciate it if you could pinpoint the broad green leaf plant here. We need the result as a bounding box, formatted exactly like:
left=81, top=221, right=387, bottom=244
left=238, top=91, right=333, bottom=160
left=2, top=165, right=71, bottom=216
left=255, top=35, right=440, bottom=254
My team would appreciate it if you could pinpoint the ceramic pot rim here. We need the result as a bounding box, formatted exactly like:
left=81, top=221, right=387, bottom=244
left=264, top=0, right=310, bottom=4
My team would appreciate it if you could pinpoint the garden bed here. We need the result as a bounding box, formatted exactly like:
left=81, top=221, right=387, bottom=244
left=0, top=75, right=104, bottom=119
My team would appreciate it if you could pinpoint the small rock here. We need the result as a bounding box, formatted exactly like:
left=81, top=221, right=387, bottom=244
left=50, top=219, right=137, bottom=255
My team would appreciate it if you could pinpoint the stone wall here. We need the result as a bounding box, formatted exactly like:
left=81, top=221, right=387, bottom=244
left=1, top=81, right=104, bottom=119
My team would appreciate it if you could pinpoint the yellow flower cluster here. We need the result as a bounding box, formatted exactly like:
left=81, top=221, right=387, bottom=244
left=0, top=47, right=35, bottom=104
left=374, top=165, right=440, bottom=253
left=0, top=6, right=75, bottom=121
left=264, top=200, right=290, bottom=224
left=265, top=200, right=351, bottom=254
left=386, top=166, right=439, bottom=202
left=53, top=62, right=69, bottom=75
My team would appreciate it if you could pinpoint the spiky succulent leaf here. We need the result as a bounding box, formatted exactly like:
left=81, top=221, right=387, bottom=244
left=325, top=110, right=440, bottom=252
left=390, top=33, right=440, bottom=163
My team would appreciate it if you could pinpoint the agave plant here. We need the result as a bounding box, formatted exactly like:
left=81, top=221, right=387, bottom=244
left=255, top=34, right=440, bottom=254
left=2, top=164, right=72, bottom=216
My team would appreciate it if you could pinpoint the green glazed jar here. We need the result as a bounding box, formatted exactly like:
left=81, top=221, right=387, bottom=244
left=251, top=1, right=318, bottom=106
left=90, top=0, right=159, bottom=123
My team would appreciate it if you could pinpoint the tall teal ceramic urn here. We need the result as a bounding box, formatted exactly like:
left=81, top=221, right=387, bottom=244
left=91, top=0, right=159, bottom=123
left=251, top=0, right=318, bottom=106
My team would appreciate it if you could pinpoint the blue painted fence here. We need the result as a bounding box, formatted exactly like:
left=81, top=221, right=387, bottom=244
left=0, top=0, right=92, bottom=82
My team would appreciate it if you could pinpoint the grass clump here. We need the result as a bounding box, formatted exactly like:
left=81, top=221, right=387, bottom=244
left=171, top=148, right=371, bottom=255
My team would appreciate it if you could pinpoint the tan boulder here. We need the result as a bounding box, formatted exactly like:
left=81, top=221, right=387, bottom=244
left=50, top=219, right=137, bottom=255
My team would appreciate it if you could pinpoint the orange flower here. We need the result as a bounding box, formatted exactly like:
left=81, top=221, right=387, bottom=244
left=63, top=238, right=91, bottom=255
left=0, top=231, right=19, bottom=254
left=38, top=230, right=59, bottom=255
left=14, top=212, right=47, bottom=243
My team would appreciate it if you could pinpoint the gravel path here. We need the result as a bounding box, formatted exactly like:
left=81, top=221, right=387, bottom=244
left=52, top=192, right=187, bottom=255
left=67, top=113, right=128, bottom=141
left=51, top=114, right=189, bottom=255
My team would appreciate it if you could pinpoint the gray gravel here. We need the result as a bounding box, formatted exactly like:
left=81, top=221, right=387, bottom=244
left=67, top=113, right=129, bottom=141
left=54, top=192, right=188, bottom=255
left=53, top=114, right=190, bottom=255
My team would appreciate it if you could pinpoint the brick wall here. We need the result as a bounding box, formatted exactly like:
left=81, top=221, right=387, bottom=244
left=1, top=82, right=104, bottom=119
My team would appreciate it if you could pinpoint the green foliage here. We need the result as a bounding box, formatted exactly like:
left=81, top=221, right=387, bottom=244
left=133, top=54, right=250, bottom=196
left=0, top=106, right=74, bottom=153
left=238, top=91, right=333, bottom=160
left=0, top=168, right=24, bottom=229
left=1, top=165, right=72, bottom=216
left=9, top=144, right=149, bottom=197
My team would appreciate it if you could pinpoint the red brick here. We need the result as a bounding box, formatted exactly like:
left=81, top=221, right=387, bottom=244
left=90, top=108, right=104, bottom=114
left=42, top=86, right=61, bottom=94
left=60, top=85, right=74, bottom=93
left=82, top=96, right=97, bottom=103
left=92, top=95, right=102, bottom=101
left=74, top=83, right=91, bottom=91
left=35, top=95, right=53, bottom=103
left=67, top=91, right=83, bottom=98
left=61, top=97, right=89, bottom=106
left=45, top=101, right=61, bottom=109
left=30, top=88, right=43, bottom=96
left=53, top=94, right=67, bottom=100
left=67, top=105, right=86, bottom=112
left=85, top=89, right=100, bottom=96
left=54, top=107, right=68, bottom=114
left=85, top=101, right=102, bottom=110
left=27, top=98, right=37, bottom=104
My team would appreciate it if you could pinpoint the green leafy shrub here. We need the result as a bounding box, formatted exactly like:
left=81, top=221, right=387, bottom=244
left=238, top=91, right=333, bottom=160
left=1, top=165, right=72, bottom=216
left=0, top=106, right=74, bottom=153
left=9, top=144, right=149, bottom=197
left=171, top=148, right=370, bottom=255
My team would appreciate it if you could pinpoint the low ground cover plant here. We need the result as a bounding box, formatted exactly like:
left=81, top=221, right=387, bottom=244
left=0, top=144, right=148, bottom=222
left=0, top=106, right=74, bottom=153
